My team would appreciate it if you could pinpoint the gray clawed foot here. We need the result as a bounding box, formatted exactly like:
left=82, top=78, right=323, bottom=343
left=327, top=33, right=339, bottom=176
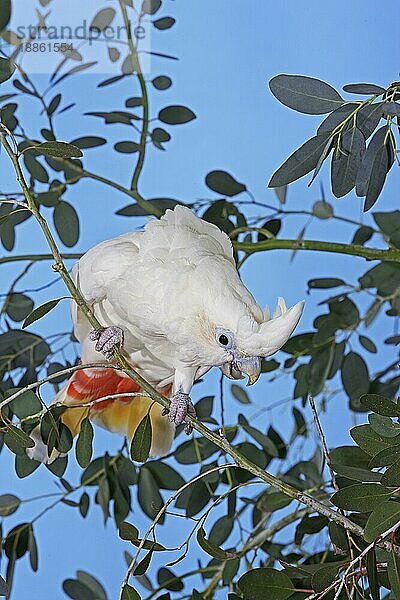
left=164, top=391, right=196, bottom=434
left=89, top=326, right=124, bottom=360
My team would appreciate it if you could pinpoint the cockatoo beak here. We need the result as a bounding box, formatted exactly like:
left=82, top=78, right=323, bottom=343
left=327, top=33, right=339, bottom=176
left=220, top=362, right=244, bottom=381
left=234, top=355, right=262, bottom=386
left=220, top=355, right=261, bottom=386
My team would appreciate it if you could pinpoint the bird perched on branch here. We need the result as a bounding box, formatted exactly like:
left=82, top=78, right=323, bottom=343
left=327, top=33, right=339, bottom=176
left=28, top=206, right=303, bottom=463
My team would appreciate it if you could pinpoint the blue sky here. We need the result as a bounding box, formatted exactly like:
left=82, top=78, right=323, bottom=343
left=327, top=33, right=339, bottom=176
left=1, top=1, right=400, bottom=598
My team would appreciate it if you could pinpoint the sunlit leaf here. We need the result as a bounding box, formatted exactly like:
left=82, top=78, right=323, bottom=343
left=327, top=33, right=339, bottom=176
left=35, top=141, right=83, bottom=158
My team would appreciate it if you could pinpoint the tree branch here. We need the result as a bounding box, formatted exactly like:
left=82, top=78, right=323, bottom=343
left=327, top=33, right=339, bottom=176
left=118, top=1, right=150, bottom=194
left=0, top=253, right=81, bottom=265
left=234, top=238, right=400, bottom=263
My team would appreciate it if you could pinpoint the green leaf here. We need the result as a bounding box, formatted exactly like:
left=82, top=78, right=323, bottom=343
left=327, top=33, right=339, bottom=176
left=351, top=424, right=399, bottom=456
left=368, top=413, right=400, bottom=438
left=359, top=335, right=377, bottom=353
left=133, top=548, right=153, bottom=576
left=116, top=198, right=183, bottom=217
left=205, top=170, right=247, bottom=197
left=268, top=133, right=331, bottom=187
left=388, top=551, right=400, bottom=599
left=53, top=201, right=79, bottom=247
left=357, top=103, right=383, bottom=139
left=343, top=83, right=385, bottom=95
left=4, top=522, right=30, bottom=559
left=89, top=8, right=116, bottom=32
left=114, top=141, right=140, bottom=154
left=158, top=105, right=196, bottom=125
left=208, top=516, right=234, bottom=546
left=231, top=384, right=250, bottom=404
left=269, top=74, right=343, bottom=114
left=8, top=389, right=41, bottom=419
left=239, top=414, right=278, bottom=455
left=237, top=567, right=295, bottom=600
left=274, top=185, right=287, bottom=204
left=364, top=501, right=400, bottom=542
left=152, top=75, right=172, bottom=90
left=62, top=578, right=97, bottom=600
left=383, top=101, right=400, bottom=117
left=121, top=584, right=140, bottom=600
left=317, top=103, right=357, bottom=134
left=0, top=57, right=15, bottom=84
left=381, top=459, right=400, bottom=487
left=0, top=575, right=7, bottom=596
left=48, top=94, right=61, bottom=116
left=373, top=211, right=400, bottom=249
left=153, top=17, right=175, bottom=30
left=75, top=572, right=107, bottom=600
left=196, top=527, right=237, bottom=560
left=364, top=143, right=391, bottom=211
left=70, top=136, right=106, bottom=149
left=24, top=153, right=49, bottom=183
left=0, top=0, right=11, bottom=32
left=28, top=525, right=38, bottom=572
left=312, top=200, right=333, bottom=219
left=142, top=0, right=161, bottom=14
left=119, top=522, right=165, bottom=551
left=341, top=352, right=369, bottom=402
left=360, top=394, right=400, bottom=417
left=352, top=225, right=374, bottom=245
left=15, top=454, right=40, bottom=478
left=79, top=493, right=90, bottom=517
left=259, top=491, right=293, bottom=513
left=0, top=494, right=21, bottom=517
left=4, top=425, right=34, bottom=454
left=369, top=445, right=400, bottom=468
left=137, top=467, right=164, bottom=520
left=145, top=461, right=185, bottom=490
left=331, top=483, right=392, bottom=512
left=157, top=567, right=183, bottom=592
left=130, top=414, right=152, bottom=462
left=22, top=298, right=63, bottom=328
left=331, top=127, right=365, bottom=197
left=35, top=141, right=83, bottom=158
left=76, top=417, right=94, bottom=468
left=5, top=293, right=34, bottom=322
left=308, top=278, right=345, bottom=289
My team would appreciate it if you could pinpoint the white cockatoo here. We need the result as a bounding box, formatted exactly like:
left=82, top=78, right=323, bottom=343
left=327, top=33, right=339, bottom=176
left=29, top=206, right=303, bottom=462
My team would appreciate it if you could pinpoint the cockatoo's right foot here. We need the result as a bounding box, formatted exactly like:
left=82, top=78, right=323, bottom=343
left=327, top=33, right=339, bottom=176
left=89, top=326, right=124, bottom=360
left=164, top=391, right=196, bottom=433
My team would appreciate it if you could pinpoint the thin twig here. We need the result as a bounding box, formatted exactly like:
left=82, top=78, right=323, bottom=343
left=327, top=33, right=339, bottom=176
left=308, top=395, right=338, bottom=492
left=119, top=464, right=237, bottom=599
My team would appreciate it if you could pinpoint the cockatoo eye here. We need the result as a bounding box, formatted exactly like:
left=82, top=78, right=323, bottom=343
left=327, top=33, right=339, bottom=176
left=215, top=328, right=235, bottom=349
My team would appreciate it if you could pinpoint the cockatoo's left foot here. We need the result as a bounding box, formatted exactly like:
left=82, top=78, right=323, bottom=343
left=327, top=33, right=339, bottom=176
left=164, top=391, right=196, bottom=433
left=89, top=326, right=124, bottom=360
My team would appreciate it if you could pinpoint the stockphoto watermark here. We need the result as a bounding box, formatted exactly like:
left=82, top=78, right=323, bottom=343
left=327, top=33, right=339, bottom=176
left=1, top=10, right=152, bottom=75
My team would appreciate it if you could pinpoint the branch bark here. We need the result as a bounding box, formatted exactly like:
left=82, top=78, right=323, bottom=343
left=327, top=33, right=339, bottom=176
left=234, top=238, right=400, bottom=263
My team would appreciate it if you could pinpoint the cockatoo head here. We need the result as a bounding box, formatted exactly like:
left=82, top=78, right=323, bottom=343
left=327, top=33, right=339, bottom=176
left=215, top=297, right=304, bottom=386
left=182, top=262, right=304, bottom=386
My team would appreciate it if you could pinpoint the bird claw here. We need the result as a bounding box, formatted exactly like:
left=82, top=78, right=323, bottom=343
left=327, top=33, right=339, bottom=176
left=166, top=391, right=196, bottom=434
left=89, top=326, right=124, bottom=360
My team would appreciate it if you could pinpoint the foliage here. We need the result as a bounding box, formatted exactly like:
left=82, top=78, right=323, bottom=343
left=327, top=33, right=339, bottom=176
left=0, top=1, right=399, bottom=599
